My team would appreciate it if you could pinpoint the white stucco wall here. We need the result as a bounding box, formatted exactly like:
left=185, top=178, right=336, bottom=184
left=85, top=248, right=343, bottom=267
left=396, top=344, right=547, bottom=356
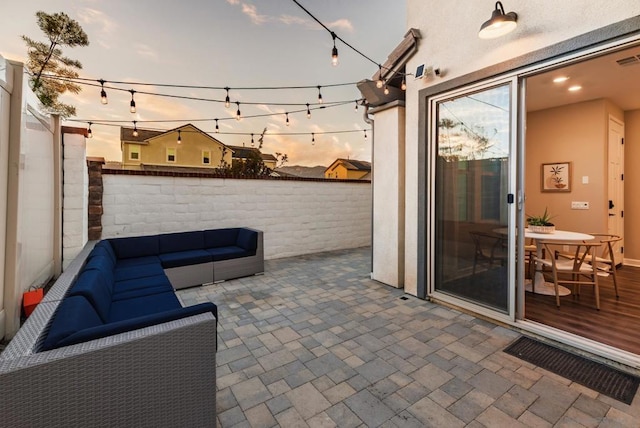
left=401, top=0, right=640, bottom=295
left=62, top=132, right=88, bottom=270
left=101, top=175, right=372, bottom=260
left=372, top=104, right=405, bottom=288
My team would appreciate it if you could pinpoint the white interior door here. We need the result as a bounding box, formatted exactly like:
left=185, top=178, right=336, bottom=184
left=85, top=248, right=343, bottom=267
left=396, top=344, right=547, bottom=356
left=607, top=116, right=624, bottom=263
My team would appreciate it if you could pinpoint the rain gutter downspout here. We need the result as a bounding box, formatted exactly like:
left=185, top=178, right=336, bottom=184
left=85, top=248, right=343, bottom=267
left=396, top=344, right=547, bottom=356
left=362, top=103, right=374, bottom=275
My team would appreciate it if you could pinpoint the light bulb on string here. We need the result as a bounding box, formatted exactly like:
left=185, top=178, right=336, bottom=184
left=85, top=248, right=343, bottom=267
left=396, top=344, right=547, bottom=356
left=177, top=129, right=182, bottom=144
left=331, top=32, right=339, bottom=66
left=376, top=66, right=384, bottom=88
left=384, top=85, right=390, bottom=95
left=87, top=122, right=93, bottom=138
left=311, top=133, right=315, bottom=145
left=98, top=79, right=108, bottom=104
left=132, top=120, right=139, bottom=137
left=224, top=87, right=230, bottom=108
left=129, top=90, right=136, bottom=113
left=317, top=86, right=323, bottom=104
left=306, top=103, right=311, bottom=119
left=285, top=112, right=290, bottom=126
left=354, top=100, right=358, bottom=112
left=215, top=119, right=219, bottom=133
left=364, top=130, right=368, bottom=141
left=235, top=102, right=241, bottom=121
left=401, top=78, right=407, bottom=91
left=251, top=134, right=255, bottom=147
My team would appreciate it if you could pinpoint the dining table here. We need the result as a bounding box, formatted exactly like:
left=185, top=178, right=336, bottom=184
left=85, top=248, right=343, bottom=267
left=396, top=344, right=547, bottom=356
left=494, top=228, right=595, bottom=295
left=525, top=228, right=596, bottom=295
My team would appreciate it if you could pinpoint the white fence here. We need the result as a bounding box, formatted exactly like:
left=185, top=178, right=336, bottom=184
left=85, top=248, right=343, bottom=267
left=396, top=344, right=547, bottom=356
left=101, top=174, right=372, bottom=260
left=1, top=56, right=60, bottom=339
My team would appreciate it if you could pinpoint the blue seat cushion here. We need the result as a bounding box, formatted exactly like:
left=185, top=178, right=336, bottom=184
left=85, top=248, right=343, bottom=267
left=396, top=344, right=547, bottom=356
left=115, top=256, right=161, bottom=268
left=113, top=274, right=173, bottom=295
left=53, top=302, right=218, bottom=349
left=41, top=296, right=104, bottom=351
left=158, top=250, right=213, bottom=269
left=108, top=292, right=181, bottom=322
left=112, top=284, right=174, bottom=301
left=204, top=228, right=239, bottom=248
left=206, top=246, right=251, bottom=262
left=109, top=235, right=160, bottom=259
left=67, top=270, right=113, bottom=322
left=159, top=231, right=205, bottom=253
left=114, top=263, right=165, bottom=281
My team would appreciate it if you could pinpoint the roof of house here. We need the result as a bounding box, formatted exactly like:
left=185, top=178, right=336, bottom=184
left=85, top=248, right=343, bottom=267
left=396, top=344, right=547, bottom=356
left=120, top=124, right=226, bottom=146
left=371, top=28, right=421, bottom=82
left=325, top=158, right=372, bottom=173
left=261, top=153, right=277, bottom=162
left=228, top=145, right=261, bottom=159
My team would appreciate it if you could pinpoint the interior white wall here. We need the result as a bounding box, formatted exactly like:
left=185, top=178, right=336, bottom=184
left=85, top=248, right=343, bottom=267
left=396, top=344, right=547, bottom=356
left=371, top=104, right=405, bottom=288
left=402, top=0, right=640, bottom=295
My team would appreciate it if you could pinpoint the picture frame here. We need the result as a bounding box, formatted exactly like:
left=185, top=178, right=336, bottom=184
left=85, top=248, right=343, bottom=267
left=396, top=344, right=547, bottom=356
left=541, top=162, right=571, bottom=192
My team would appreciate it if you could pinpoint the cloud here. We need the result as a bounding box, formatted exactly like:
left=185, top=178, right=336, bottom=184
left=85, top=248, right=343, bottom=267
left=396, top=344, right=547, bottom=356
left=241, top=4, right=269, bottom=25
left=279, top=15, right=354, bottom=33
left=76, top=8, right=117, bottom=49
left=226, top=0, right=240, bottom=4
left=134, top=44, right=159, bottom=61
left=327, top=19, right=354, bottom=33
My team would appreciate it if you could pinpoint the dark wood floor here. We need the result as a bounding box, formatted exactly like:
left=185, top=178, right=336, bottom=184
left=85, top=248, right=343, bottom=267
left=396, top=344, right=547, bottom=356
left=525, top=265, right=640, bottom=355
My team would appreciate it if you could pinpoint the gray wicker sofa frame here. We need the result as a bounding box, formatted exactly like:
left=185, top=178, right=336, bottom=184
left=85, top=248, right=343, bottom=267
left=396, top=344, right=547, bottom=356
left=0, top=242, right=219, bottom=427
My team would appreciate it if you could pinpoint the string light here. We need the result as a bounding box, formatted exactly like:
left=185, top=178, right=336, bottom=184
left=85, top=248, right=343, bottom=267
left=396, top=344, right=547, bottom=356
left=384, top=85, right=390, bottom=95
left=87, top=122, right=93, bottom=138
left=376, top=66, right=384, bottom=89
left=235, top=102, right=241, bottom=121
left=285, top=112, right=290, bottom=126
left=129, top=90, right=136, bottom=113
left=306, top=103, right=311, bottom=119
left=331, top=32, right=339, bottom=66
left=311, top=132, right=315, bottom=145
left=251, top=133, right=255, bottom=147
left=401, top=78, right=407, bottom=91
left=224, top=87, right=230, bottom=108
left=364, top=130, right=367, bottom=141
left=177, top=129, right=182, bottom=144
left=98, top=79, right=108, bottom=104
left=317, top=86, right=323, bottom=104
left=132, top=120, right=139, bottom=137
left=354, top=100, right=358, bottom=111
left=215, top=119, right=219, bottom=133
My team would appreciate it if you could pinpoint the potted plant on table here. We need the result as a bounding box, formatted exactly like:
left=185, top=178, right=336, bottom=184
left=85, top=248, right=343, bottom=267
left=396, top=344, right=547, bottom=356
left=527, top=207, right=556, bottom=233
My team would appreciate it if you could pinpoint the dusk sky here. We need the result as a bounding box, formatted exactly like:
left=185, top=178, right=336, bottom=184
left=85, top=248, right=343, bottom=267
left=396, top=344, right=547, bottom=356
left=1, top=1, right=407, bottom=166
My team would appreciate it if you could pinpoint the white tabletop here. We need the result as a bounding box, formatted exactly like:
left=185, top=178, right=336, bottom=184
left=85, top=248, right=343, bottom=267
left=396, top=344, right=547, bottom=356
left=523, top=228, right=594, bottom=241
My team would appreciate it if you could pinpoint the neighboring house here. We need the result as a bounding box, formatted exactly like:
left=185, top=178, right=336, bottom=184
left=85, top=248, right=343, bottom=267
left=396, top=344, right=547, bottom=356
left=360, top=1, right=640, bottom=368
left=227, top=145, right=277, bottom=170
left=120, top=124, right=232, bottom=170
left=324, top=158, right=371, bottom=180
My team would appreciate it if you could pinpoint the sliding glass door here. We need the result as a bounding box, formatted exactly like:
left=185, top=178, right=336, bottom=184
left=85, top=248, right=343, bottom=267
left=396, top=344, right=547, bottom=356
left=431, top=82, right=515, bottom=314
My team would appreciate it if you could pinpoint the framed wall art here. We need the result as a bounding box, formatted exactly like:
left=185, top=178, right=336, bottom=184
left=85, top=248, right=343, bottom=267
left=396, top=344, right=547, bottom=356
left=541, top=162, right=571, bottom=192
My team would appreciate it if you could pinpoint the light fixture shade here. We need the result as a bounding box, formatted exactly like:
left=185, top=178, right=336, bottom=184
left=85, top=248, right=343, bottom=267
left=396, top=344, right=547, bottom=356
left=478, top=1, right=518, bottom=39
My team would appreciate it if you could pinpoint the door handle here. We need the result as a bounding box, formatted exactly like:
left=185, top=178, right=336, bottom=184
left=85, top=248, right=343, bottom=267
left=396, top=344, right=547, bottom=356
left=609, top=213, right=616, bottom=217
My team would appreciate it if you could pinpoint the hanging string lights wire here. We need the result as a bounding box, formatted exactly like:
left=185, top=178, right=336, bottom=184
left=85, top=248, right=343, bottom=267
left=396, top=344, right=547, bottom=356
left=224, top=87, right=230, bottom=108
left=98, top=79, right=108, bottom=104
left=177, top=129, right=182, bottom=144
left=132, top=120, right=139, bottom=137
left=317, top=86, right=323, bottom=104
left=129, top=90, right=136, bottom=113
left=87, top=122, right=93, bottom=138
left=235, top=102, right=241, bottom=121
left=331, top=32, right=339, bottom=66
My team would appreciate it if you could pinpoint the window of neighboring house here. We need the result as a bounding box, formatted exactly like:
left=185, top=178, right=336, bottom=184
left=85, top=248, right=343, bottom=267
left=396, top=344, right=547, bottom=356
left=167, top=147, right=176, bottom=163
left=129, top=146, right=140, bottom=161
left=202, top=150, right=211, bottom=165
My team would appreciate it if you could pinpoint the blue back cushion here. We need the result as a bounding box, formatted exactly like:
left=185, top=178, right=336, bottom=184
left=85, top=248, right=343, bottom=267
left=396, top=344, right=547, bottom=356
left=108, top=235, right=159, bottom=259
left=68, top=270, right=113, bottom=322
left=159, top=231, right=205, bottom=253
left=83, top=256, right=115, bottom=284
left=236, top=229, right=258, bottom=253
left=94, top=240, right=117, bottom=264
left=41, top=296, right=104, bottom=351
left=204, top=228, right=239, bottom=248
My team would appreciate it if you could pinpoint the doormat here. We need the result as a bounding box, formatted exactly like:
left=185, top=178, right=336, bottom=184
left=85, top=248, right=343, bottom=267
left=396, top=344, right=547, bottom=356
left=504, top=336, right=640, bottom=404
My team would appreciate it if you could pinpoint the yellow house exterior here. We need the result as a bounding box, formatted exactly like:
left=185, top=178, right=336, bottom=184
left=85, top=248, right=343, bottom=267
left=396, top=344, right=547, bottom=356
left=324, top=158, right=371, bottom=180
left=121, top=124, right=232, bottom=170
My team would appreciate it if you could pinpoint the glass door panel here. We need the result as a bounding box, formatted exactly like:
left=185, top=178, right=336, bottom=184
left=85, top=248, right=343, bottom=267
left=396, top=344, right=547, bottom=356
left=434, top=83, right=512, bottom=313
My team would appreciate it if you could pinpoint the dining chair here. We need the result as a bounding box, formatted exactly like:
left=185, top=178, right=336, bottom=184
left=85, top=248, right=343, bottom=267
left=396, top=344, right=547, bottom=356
left=536, top=240, right=602, bottom=309
left=469, top=231, right=508, bottom=275
left=524, top=238, right=537, bottom=280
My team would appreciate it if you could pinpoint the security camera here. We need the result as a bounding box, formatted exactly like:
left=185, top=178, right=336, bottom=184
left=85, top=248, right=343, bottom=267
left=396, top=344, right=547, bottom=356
left=434, top=68, right=442, bottom=77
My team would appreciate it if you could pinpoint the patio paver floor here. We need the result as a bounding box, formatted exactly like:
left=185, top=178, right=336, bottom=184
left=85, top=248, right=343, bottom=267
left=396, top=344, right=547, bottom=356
left=177, top=247, right=640, bottom=427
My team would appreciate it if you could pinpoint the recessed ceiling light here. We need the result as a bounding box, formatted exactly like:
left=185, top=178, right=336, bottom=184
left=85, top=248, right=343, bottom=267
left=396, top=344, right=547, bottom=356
left=568, top=85, right=582, bottom=92
left=553, top=76, right=569, bottom=83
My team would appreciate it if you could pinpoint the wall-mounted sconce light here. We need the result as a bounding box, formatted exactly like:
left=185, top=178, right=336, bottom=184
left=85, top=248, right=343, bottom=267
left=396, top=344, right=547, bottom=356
left=478, top=1, right=518, bottom=39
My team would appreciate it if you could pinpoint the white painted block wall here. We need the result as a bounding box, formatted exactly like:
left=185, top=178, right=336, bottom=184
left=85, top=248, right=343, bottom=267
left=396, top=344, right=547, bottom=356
left=62, top=133, right=88, bottom=269
left=101, top=175, right=372, bottom=260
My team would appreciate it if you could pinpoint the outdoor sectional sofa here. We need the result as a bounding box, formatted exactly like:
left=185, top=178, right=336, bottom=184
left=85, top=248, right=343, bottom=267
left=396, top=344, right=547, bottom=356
left=0, top=227, right=264, bottom=427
